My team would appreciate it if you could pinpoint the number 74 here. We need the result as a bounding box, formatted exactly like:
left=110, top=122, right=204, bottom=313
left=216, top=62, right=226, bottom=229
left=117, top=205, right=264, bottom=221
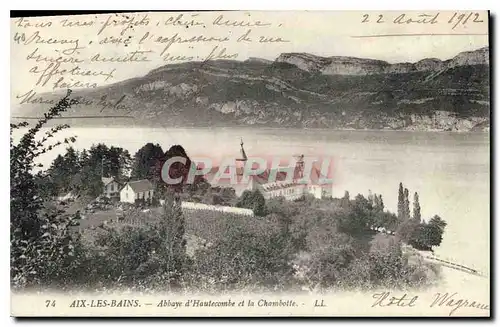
left=45, top=300, right=56, bottom=307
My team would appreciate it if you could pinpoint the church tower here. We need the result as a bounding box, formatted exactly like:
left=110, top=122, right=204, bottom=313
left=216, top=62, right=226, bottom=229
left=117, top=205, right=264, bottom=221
left=294, top=154, right=305, bottom=182
left=238, top=138, right=248, bottom=162
left=236, top=138, right=248, bottom=162
left=235, top=138, right=248, bottom=175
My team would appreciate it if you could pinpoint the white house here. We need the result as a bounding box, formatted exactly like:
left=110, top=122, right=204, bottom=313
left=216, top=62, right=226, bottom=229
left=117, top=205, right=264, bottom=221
left=102, top=177, right=120, bottom=199
left=120, top=179, right=155, bottom=204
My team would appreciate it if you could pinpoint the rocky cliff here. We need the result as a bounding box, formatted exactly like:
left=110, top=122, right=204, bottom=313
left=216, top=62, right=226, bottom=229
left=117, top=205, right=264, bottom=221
left=13, top=47, right=490, bottom=132
left=275, top=46, right=489, bottom=75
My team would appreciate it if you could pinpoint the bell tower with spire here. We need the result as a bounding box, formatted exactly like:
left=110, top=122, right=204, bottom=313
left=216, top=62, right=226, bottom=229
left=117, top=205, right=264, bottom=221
left=236, top=138, right=248, bottom=175
left=238, top=138, right=248, bottom=161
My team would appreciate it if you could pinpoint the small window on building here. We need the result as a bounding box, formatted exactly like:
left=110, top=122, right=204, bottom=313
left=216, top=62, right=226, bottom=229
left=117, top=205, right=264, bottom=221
left=111, top=184, right=114, bottom=192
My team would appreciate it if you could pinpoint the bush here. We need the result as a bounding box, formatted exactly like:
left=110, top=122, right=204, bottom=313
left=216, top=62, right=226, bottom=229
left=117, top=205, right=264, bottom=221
left=337, top=194, right=374, bottom=234
left=302, top=234, right=357, bottom=289
left=189, top=224, right=295, bottom=293
left=74, top=195, right=188, bottom=292
left=10, top=91, right=82, bottom=290
left=236, top=190, right=266, bottom=216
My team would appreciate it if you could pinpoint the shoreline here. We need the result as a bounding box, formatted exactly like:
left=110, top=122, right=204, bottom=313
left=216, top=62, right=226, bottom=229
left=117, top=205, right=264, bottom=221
left=9, top=120, right=491, bottom=134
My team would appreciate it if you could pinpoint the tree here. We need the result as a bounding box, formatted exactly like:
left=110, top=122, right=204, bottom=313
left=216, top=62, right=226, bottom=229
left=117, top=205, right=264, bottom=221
left=404, top=216, right=446, bottom=250
left=428, top=215, right=447, bottom=231
left=410, top=223, right=443, bottom=250
left=47, top=154, right=67, bottom=192
left=252, top=190, right=266, bottom=216
left=374, top=211, right=398, bottom=231
left=162, top=193, right=187, bottom=270
left=338, top=194, right=373, bottom=234
left=397, top=183, right=404, bottom=219
left=373, top=194, right=384, bottom=212
left=425, top=224, right=445, bottom=248
left=304, top=233, right=357, bottom=288
left=341, top=190, right=350, bottom=208
left=63, top=146, right=80, bottom=175
left=395, top=218, right=419, bottom=243
left=209, top=193, right=223, bottom=205
left=44, top=143, right=131, bottom=198
left=131, top=143, right=165, bottom=181
left=83, top=143, right=131, bottom=180
left=236, top=190, right=266, bottom=216
left=82, top=144, right=107, bottom=176
left=378, top=194, right=384, bottom=211
left=79, top=149, right=89, bottom=165
left=413, top=192, right=421, bottom=222
left=10, top=91, right=81, bottom=289
left=403, top=188, right=410, bottom=220
left=107, top=146, right=132, bottom=180
left=237, top=191, right=253, bottom=208
left=368, top=189, right=374, bottom=206
left=367, top=237, right=408, bottom=288
left=46, top=147, right=81, bottom=195
left=34, top=171, right=58, bottom=198
left=156, top=145, right=194, bottom=194
left=219, top=187, right=237, bottom=204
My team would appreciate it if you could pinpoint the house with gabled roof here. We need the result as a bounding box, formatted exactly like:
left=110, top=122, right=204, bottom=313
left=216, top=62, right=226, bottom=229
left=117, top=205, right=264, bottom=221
left=102, top=177, right=121, bottom=199
left=120, top=179, right=155, bottom=204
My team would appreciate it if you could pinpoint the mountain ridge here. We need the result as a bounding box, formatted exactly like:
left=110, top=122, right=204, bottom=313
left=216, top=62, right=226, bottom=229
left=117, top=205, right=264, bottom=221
left=275, top=46, right=489, bottom=75
left=13, top=47, right=490, bottom=132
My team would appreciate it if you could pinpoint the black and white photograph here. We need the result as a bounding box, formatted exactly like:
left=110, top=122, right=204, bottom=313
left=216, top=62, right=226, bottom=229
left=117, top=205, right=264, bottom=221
left=9, top=10, right=490, bottom=317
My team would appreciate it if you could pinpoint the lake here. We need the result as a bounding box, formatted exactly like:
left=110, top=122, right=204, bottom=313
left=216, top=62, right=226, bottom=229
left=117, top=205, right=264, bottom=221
left=13, top=127, right=490, bottom=274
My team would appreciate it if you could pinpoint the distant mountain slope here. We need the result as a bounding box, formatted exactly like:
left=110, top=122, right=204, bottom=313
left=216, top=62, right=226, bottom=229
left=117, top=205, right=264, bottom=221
left=275, top=47, right=489, bottom=75
left=13, top=47, right=490, bottom=131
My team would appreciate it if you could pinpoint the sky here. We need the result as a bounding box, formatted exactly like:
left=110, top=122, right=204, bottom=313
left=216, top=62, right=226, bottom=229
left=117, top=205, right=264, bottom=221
left=10, top=11, right=489, bottom=97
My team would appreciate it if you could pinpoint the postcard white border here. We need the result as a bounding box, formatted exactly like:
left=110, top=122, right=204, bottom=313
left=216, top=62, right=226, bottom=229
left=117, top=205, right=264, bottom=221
left=3, top=0, right=497, bottom=326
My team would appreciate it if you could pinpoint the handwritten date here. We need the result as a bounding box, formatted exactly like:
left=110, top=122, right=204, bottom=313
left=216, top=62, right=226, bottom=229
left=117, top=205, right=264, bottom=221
left=361, top=12, right=485, bottom=30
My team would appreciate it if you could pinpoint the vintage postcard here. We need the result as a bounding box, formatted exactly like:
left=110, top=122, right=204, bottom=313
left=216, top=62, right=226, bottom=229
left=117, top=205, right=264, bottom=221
left=10, top=11, right=490, bottom=317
